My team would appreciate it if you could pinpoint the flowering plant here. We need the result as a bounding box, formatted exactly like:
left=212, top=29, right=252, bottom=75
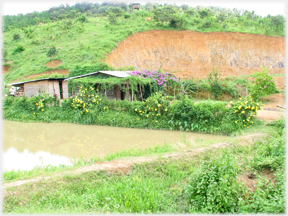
left=130, top=69, right=180, bottom=89
left=71, top=86, right=107, bottom=115
left=230, top=95, right=262, bottom=128
left=133, top=92, right=169, bottom=122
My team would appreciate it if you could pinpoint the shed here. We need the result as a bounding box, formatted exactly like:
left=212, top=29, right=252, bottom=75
left=64, top=71, right=134, bottom=101
left=64, top=71, right=149, bottom=101
left=8, top=78, right=68, bottom=99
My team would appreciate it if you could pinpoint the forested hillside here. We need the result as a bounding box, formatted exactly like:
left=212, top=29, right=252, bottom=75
left=2, top=2, right=285, bottom=83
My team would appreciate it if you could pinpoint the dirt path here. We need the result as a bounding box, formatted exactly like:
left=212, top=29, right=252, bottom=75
left=3, top=132, right=265, bottom=189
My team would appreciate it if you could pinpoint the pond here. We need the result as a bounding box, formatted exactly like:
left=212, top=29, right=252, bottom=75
left=3, top=120, right=229, bottom=171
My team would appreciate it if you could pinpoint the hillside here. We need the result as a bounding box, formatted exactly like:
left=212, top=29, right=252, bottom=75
left=2, top=3, right=285, bottom=84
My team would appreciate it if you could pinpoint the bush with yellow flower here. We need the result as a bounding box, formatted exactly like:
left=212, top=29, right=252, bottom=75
left=71, top=86, right=106, bottom=115
left=230, top=95, right=262, bottom=128
left=133, top=92, right=169, bottom=121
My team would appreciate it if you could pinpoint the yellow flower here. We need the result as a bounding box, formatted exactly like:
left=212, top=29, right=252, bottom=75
left=165, top=109, right=168, bottom=112
left=156, top=121, right=158, bottom=123
left=235, top=110, right=237, bottom=113
left=155, top=109, right=157, bottom=111
left=135, top=109, right=137, bottom=111
left=238, top=106, right=241, bottom=110
left=243, top=120, right=245, bottom=122
left=235, top=121, right=238, bottom=123
left=156, top=114, right=159, bottom=116
left=36, top=103, right=38, bottom=105
left=244, top=124, right=246, bottom=126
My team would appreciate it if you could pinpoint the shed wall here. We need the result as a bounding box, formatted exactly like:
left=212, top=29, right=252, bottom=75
left=62, top=81, right=69, bottom=98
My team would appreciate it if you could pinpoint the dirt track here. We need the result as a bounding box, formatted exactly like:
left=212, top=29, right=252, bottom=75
left=106, top=30, right=285, bottom=79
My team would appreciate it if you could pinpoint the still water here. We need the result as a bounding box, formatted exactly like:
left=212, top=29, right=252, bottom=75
left=3, top=120, right=229, bottom=171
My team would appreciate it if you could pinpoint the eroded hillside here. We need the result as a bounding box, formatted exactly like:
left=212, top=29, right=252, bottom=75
left=105, top=30, right=285, bottom=78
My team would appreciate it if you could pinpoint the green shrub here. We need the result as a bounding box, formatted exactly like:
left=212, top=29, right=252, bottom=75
left=208, top=68, right=223, bottom=100
left=230, top=95, right=262, bottom=128
left=71, top=85, right=106, bottom=115
left=185, top=151, right=245, bottom=213
left=133, top=92, right=169, bottom=122
left=249, top=68, right=278, bottom=100
left=12, top=45, right=25, bottom=54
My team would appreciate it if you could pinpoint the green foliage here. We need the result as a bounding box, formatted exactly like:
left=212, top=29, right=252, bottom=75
left=168, top=96, right=230, bottom=133
left=108, top=12, right=117, bottom=25
left=185, top=151, right=243, bottom=213
left=68, top=63, right=113, bottom=77
left=207, top=68, right=223, bottom=100
left=46, top=46, right=57, bottom=57
left=133, top=92, right=169, bottom=122
left=12, top=45, right=25, bottom=54
left=230, top=95, right=262, bottom=128
left=249, top=68, right=278, bottom=100
left=76, top=15, right=87, bottom=23
left=71, top=85, right=106, bottom=115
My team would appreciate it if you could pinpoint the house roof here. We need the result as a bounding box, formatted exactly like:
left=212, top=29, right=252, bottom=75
left=64, top=71, right=132, bottom=81
left=8, top=78, right=66, bottom=87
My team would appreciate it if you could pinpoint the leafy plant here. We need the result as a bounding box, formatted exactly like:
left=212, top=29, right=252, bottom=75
left=208, top=68, right=223, bottom=100
left=185, top=151, right=244, bottom=213
left=46, top=46, right=57, bottom=58
left=230, top=95, right=261, bottom=128
left=249, top=67, right=278, bottom=100
left=12, top=45, right=25, bottom=54
left=133, top=92, right=169, bottom=122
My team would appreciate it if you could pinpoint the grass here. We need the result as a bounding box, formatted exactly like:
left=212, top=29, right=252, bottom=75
left=3, top=120, right=285, bottom=213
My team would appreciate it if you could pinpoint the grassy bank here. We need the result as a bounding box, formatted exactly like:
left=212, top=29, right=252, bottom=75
left=3, top=118, right=285, bottom=213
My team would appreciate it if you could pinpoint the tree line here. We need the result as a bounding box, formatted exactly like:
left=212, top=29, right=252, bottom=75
left=3, top=1, right=285, bottom=36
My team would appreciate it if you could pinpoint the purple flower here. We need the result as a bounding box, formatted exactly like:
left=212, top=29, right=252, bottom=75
left=257, top=82, right=259, bottom=84
left=264, top=86, right=267, bottom=88
left=263, top=79, right=266, bottom=81
left=270, top=79, right=273, bottom=82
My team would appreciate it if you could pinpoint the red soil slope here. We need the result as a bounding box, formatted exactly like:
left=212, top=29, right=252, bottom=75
left=105, top=30, right=285, bottom=79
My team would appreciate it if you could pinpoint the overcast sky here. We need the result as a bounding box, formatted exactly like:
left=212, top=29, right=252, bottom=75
left=1, top=0, right=287, bottom=17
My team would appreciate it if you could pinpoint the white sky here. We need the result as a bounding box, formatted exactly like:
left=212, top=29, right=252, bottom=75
left=1, top=0, right=287, bottom=17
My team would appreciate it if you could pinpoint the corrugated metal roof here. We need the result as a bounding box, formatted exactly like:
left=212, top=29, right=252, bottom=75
left=8, top=78, right=66, bottom=86
left=64, top=71, right=100, bottom=81
left=98, top=71, right=131, bottom=78
left=64, top=71, right=132, bottom=81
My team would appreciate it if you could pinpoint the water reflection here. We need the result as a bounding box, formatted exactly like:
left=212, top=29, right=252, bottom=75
left=3, top=147, right=73, bottom=171
left=3, top=120, right=228, bottom=171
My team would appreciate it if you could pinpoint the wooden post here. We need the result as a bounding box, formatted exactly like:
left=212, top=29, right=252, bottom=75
left=139, top=84, right=143, bottom=101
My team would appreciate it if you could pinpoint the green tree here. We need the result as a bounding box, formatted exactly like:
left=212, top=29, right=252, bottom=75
left=47, top=46, right=57, bottom=63
left=108, top=12, right=117, bottom=25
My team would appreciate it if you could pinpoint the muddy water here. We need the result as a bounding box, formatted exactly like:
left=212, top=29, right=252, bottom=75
left=3, top=120, right=228, bottom=171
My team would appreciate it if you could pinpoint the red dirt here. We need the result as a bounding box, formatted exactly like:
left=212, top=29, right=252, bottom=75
left=2, top=65, right=10, bottom=75
left=105, top=30, right=285, bottom=79
left=45, top=60, right=62, bottom=68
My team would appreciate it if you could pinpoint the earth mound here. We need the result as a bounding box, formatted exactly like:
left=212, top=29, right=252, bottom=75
left=105, top=30, right=285, bottom=79
left=45, top=60, right=62, bottom=68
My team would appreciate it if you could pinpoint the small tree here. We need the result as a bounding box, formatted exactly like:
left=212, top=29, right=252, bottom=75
left=47, top=46, right=57, bottom=63
left=108, top=12, right=117, bottom=25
